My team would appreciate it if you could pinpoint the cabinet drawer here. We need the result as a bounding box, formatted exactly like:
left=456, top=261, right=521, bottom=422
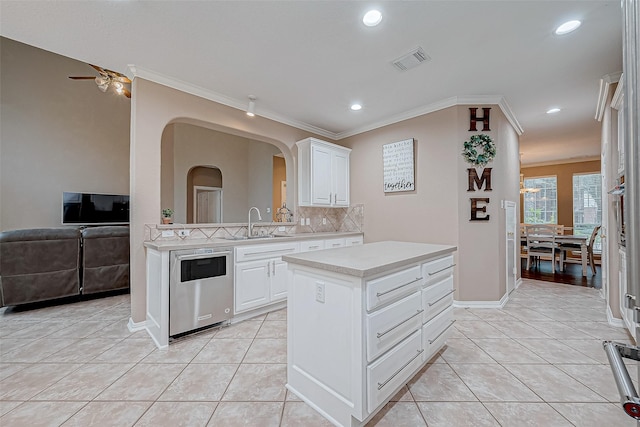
left=366, top=265, right=422, bottom=311
left=235, top=242, right=299, bottom=262
left=324, top=238, right=346, bottom=249
left=366, top=291, right=422, bottom=362
left=422, top=255, right=455, bottom=285
left=367, top=330, right=422, bottom=413
left=422, top=306, right=455, bottom=363
left=299, top=240, right=325, bottom=252
left=422, top=275, right=455, bottom=324
left=345, top=236, right=363, bottom=246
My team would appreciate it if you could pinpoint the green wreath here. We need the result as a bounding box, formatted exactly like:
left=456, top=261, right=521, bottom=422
left=462, top=134, right=496, bottom=166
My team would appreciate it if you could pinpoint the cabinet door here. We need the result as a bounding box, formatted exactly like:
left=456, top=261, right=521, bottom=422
left=270, top=258, right=289, bottom=302
left=311, top=144, right=332, bottom=205
left=332, top=150, right=350, bottom=206
left=235, top=260, right=270, bottom=313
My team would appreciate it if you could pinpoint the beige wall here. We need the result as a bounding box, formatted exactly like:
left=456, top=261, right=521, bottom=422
left=0, top=37, right=130, bottom=230
left=521, top=160, right=601, bottom=228
left=456, top=106, right=521, bottom=301
left=161, top=123, right=283, bottom=224
left=130, top=78, right=323, bottom=323
left=343, top=105, right=520, bottom=303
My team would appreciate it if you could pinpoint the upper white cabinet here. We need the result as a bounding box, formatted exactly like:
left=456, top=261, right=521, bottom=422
left=297, top=138, right=351, bottom=207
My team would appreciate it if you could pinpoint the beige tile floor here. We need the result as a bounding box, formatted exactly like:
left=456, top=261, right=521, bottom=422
left=0, top=278, right=637, bottom=426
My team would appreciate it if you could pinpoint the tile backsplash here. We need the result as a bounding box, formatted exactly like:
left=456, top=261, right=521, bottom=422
left=145, top=204, right=364, bottom=242
left=295, top=204, right=363, bottom=233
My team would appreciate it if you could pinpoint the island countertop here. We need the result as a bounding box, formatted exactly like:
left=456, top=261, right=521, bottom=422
left=282, top=240, right=456, bottom=278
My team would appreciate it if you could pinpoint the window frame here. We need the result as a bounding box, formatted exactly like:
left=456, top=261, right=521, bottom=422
left=522, top=175, right=558, bottom=225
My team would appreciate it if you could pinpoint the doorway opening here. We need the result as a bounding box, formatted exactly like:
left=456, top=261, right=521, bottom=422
left=187, top=166, right=223, bottom=223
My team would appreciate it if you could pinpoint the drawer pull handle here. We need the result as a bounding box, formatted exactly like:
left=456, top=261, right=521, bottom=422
left=427, top=264, right=456, bottom=276
left=428, top=320, right=456, bottom=344
left=428, top=289, right=456, bottom=307
left=378, top=349, right=424, bottom=390
left=245, top=248, right=295, bottom=256
left=376, top=277, right=423, bottom=297
left=377, top=309, right=424, bottom=338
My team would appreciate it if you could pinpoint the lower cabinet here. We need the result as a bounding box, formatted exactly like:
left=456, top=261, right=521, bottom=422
left=234, top=242, right=299, bottom=314
left=287, top=248, right=456, bottom=427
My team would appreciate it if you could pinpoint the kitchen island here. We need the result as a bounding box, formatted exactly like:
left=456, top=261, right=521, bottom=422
left=283, top=241, right=457, bottom=427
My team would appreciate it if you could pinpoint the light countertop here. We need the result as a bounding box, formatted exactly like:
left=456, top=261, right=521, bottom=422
left=282, top=241, right=456, bottom=278
left=144, top=231, right=363, bottom=251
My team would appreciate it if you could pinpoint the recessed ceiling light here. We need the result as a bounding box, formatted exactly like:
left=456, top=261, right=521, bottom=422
left=546, top=108, right=561, bottom=114
left=363, top=10, right=382, bottom=27
left=351, top=104, right=362, bottom=111
left=555, top=20, right=581, bottom=35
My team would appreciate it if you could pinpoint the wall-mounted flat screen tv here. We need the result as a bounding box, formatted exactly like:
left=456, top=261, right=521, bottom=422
left=62, top=192, right=130, bottom=225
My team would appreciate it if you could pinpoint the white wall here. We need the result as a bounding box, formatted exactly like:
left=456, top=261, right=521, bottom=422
left=0, top=37, right=130, bottom=231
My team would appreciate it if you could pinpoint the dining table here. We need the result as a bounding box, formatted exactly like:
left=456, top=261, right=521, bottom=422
left=554, top=234, right=589, bottom=277
left=521, top=233, right=590, bottom=277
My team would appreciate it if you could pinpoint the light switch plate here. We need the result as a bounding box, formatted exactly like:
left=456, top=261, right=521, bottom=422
left=322, top=218, right=327, bottom=225
left=305, top=218, right=310, bottom=226
left=315, top=282, right=325, bottom=303
left=278, top=226, right=285, bottom=232
left=178, top=229, right=190, bottom=237
left=161, top=230, right=175, bottom=237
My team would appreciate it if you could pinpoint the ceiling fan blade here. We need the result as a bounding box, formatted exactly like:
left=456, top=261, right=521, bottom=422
left=113, top=75, right=132, bottom=84
left=89, top=64, right=107, bottom=75
left=68, top=76, right=96, bottom=80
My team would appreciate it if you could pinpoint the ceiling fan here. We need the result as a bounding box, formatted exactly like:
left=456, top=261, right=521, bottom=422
left=68, top=64, right=131, bottom=98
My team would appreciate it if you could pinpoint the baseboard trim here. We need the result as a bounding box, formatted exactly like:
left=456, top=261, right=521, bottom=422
left=607, top=305, right=626, bottom=328
left=454, top=293, right=508, bottom=309
left=128, top=317, right=148, bottom=332
left=515, top=278, right=522, bottom=289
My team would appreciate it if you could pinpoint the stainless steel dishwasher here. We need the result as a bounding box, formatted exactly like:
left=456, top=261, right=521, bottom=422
left=169, top=247, right=233, bottom=336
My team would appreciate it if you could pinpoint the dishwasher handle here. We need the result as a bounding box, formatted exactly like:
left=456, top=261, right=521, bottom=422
left=177, top=251, right=231, bottom=261
left=603, top=341, right=640, bottom=420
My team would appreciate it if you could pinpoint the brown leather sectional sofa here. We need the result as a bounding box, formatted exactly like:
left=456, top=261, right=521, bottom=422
left=0, top=226, right=129, bottom=307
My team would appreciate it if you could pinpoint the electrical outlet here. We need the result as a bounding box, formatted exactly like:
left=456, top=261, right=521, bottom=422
left=322, top=217, right=327, bottom=225
left=315, top=282, right=325, bottom=303
left=266, top=207, right=271, bottom=213
left=161, top=230, right=175, bottom=237
left=305, top=218, right=310, bottom=226
left=177, top=229, right=190, bottom=237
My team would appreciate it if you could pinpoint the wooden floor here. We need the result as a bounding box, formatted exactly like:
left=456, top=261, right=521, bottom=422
left=520, top=258, right=601, bottom=288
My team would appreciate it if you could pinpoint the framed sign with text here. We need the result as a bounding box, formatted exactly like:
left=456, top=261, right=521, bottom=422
left=383, top=138, right=415, bottom=193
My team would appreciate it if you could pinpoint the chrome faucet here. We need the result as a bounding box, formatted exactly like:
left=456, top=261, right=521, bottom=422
left=248, top=207, right=262, bottom=238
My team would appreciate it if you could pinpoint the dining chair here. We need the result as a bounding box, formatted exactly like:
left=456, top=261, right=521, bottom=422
left=525, top=225, right=559, bottom=272
left=558, top=225, right=601, bottom=275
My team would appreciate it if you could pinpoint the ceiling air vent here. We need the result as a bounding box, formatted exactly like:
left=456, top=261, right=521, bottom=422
left=391, top=47, right=431, bottom=71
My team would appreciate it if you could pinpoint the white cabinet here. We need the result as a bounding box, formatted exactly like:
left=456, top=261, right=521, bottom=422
left=297, top=137, right=351, bottom=207
left=286, top=244, right=456, bottom=427
left=234, top=242, right=298, bottom=314
left=345, top=236, right=364, bottom=246
left=235, top=259, right=271, bottom=313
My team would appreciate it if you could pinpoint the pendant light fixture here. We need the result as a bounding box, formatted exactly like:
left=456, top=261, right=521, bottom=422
left=246, top=95, right=256, bottom=117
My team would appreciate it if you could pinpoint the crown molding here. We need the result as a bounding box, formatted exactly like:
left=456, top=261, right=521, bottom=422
left=611, top=75, right=624, bottom=110
left=127, top=64, right=336, bottom=140
left=127, top=64, right=523, bottom=141
left=522, top=155, right=601, bottom=168
left=335, top=95, right=523, bottom=139
left=595, top=71, right=622, bottom=121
